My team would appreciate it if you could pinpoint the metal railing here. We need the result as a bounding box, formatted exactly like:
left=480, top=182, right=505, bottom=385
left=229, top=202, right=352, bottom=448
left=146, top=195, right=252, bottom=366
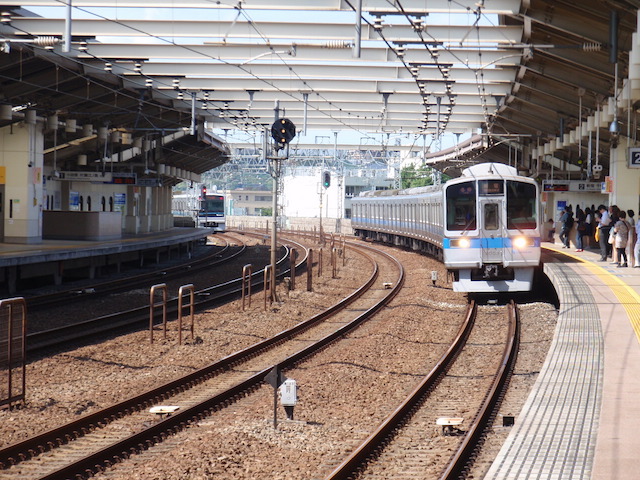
left=0, top=297, right=27, bottom=410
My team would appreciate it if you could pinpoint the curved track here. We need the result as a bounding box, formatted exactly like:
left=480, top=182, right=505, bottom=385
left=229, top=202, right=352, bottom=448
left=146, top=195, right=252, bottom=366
left=0, top=243, right=404, bottom=480
left=24, top=233, right=239, bottom=311
left=24, top=233, right=296, bottom=354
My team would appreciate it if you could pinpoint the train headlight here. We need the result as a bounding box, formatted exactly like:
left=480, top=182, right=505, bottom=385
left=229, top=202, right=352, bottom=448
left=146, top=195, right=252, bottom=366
left=450, top=238, right=471, bottom=248
left=513, top=236, right=534, bottom=249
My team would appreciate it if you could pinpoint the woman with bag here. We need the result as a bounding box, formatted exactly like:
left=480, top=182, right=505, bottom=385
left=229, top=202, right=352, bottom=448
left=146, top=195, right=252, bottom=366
left=613, top=211, right=630, bottom=267
left=597, top=205, right=612, bottom=261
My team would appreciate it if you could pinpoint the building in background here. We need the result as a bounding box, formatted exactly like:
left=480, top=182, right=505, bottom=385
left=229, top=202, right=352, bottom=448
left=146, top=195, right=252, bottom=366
left=224, top=189, right=273, bottom=216
left=281, top=167, right=394, bottom=220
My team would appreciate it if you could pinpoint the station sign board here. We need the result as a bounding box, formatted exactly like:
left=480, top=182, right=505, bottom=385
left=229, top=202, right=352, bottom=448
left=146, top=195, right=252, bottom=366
left=542, top=179, right=602, bottom=192
left=59, top=171, right=112, bottom=182
left=57, top=171, right=158, bottom=186
left=629, top=147, right=640, bottom=168
left=137, top=178, right=162, bottom=187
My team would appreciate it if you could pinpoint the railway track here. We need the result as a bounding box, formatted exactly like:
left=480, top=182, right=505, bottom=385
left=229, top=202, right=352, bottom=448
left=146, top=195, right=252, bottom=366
left=24, top=233, right=294, bottom=354
left=0, top=242, right=403, bottom=480
left=24, top=232, right=240, bottom=311
left=324, top=301, right=519, bottom=480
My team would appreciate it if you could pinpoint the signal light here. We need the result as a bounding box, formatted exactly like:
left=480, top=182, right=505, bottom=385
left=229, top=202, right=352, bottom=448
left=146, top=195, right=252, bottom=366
left=270, top=118, right=296, bottom=150
left=323, top=171, right=331, bottom=188
left=201, top=185, right=207, bottom=197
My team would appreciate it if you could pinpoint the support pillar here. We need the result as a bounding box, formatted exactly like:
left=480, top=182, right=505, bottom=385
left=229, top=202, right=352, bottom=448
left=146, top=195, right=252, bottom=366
left=124, top=185, right=140, bottom=234
left=610, top=136, right=640, bottom=213
left=0, top=121, right=45, bottom=244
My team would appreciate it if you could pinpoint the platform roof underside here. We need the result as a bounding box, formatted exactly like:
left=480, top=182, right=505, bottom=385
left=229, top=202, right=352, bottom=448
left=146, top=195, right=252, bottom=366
left=0, top=0, right=638, bottom=180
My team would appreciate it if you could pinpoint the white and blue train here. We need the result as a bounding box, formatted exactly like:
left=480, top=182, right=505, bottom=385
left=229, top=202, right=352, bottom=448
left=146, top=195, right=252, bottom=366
left=172, top=191, right=226, bottom=232
left=351, top=162, right=541, bottom=293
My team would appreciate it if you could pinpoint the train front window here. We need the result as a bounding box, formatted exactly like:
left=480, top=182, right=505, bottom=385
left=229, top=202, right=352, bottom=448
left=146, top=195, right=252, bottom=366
left=446, top=181, right=476, bottom=231
left=484, top=203, right=499, bottom=230
left=200, top=196, right=224, bottom=215
left=506, top=181, right=537, bottom=229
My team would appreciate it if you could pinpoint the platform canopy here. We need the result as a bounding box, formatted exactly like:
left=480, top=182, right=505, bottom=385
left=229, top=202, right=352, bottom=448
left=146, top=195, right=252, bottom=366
left=0, top=0, right=637, bottom=178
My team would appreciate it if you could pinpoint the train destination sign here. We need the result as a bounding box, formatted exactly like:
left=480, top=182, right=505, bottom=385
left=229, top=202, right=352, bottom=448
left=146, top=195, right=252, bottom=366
left=478, top=180, right=504, bottom=195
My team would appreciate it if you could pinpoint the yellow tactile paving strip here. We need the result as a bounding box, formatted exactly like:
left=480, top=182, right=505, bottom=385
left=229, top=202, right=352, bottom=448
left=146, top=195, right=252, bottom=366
left=545, top=245, right=640, bottom=345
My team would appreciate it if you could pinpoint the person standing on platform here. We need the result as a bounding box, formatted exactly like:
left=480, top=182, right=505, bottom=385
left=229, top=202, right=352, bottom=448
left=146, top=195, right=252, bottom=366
left=627, top=210, right=636, bottom=267
left=609, top=205, right=621, bottom=264
left=614, top=211, right=630, bottom=267
left=575, top=206, right=586, bottom=252
left=546, top=218, right=556, bottom=243
left=597, top=204, right=612, bottom=261
left=559, top=206, right=574, bottom=248
left=584, top=207, right=593, bottom=249
left=635, top=214, right=640, bottom=267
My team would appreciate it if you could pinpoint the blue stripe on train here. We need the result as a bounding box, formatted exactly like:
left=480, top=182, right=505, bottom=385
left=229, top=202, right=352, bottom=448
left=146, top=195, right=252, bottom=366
left=444, top=237, right=541, bottom=248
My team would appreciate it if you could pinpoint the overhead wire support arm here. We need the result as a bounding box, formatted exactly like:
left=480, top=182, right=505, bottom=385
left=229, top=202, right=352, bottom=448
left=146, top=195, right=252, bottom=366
left=354, top=0, right=362, bottom=58
left=190, top=92, right=196, bottom=136
left=63, top=0, right=72, bottom=53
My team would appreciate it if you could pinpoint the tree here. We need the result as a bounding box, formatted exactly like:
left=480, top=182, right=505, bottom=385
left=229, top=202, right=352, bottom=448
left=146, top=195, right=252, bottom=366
left=401, top=163, right=431, bottom=189
left=400, top=163, right=451, bottom=189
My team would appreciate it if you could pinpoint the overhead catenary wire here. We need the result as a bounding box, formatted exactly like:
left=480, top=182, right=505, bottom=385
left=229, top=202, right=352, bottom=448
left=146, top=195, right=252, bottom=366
left=52, top=0, right=384, bottom=136
left=3, top=0, right=523, bottom=144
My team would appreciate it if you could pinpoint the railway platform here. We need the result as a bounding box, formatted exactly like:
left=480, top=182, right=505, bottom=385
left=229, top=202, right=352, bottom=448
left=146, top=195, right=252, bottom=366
left=484, top=242, right=640, bottom=480
left=0, top=228, right=210, bottom=295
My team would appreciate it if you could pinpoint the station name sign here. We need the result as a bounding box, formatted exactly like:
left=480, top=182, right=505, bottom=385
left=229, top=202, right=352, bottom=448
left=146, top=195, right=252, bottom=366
left=59, top=171, right=112, bottom=182
left=57, top=171, right=160, bottom=186
left=542, top=179, right=603, bottom=192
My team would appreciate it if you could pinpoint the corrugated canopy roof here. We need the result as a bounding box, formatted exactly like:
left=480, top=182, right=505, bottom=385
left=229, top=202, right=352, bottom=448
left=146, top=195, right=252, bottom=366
left=0, top=0, right=638, bottom=179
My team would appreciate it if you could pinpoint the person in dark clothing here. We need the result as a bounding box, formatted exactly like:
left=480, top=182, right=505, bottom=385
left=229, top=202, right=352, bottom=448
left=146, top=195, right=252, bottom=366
left=597, top=204, right=612, bottom=261
left=609, top=205, right=621, bottom=263
left=559, top=207, right=574, bottom=248
left=575, top=206, right=586, bottom=252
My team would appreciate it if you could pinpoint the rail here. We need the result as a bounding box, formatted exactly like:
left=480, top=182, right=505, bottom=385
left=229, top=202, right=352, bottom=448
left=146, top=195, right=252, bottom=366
left=24, top=235, right=236, bottom=311
left=24, top=237, right=298, bottom=354
left=439, top=300, right=519, bottom=480
left=0, top=242, right=402, bottom=480
left=324, top=300, right=477, bottom=480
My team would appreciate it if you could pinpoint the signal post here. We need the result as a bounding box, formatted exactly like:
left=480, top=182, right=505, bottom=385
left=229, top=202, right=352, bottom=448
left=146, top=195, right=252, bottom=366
left=319, top=170, right=330, bottom=245
left=268, top=117, right=296, bottom=302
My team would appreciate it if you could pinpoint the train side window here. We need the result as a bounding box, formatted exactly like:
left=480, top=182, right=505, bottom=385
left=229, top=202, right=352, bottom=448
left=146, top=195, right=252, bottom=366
left=484, top=203, right=499, bottom=230
left=446, top=181, right=476, bottom=231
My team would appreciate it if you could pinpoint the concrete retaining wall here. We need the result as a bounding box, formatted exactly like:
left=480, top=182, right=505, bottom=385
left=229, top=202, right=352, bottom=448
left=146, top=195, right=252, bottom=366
left=43, top=211, right=122, bottom=240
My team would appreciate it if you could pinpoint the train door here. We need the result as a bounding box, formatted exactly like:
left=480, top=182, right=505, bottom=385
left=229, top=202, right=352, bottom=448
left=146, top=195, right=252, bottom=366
left=480, top=199, right=505, bottom=264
